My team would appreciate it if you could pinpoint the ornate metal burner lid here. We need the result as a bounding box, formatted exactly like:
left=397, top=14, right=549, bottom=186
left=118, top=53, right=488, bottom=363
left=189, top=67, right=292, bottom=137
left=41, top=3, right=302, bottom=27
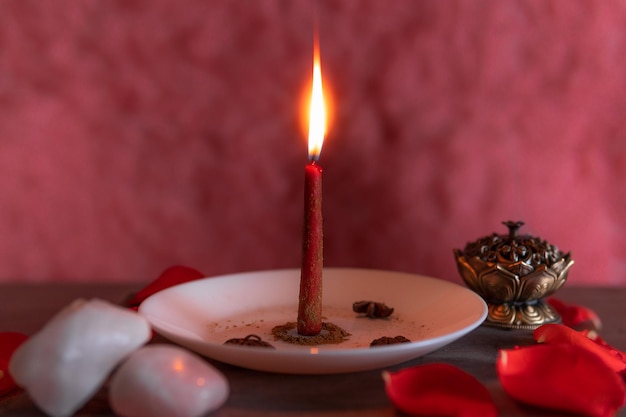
left=461, top=221, right=567, bottom=276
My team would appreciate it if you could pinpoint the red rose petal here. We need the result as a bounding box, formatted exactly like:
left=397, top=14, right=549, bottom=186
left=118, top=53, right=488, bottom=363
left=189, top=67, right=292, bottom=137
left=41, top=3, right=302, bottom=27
left=0, top=332, right=28, bottom=397
left=382, top=363, right=497, bottom=417
left=125, top=265, right=204, bottom=308
left=581, top=329, right=626, bottom=365
left=548, top=297, right=602, bottom=330
left=497, top=344, right=625, bottom=417
left=534, top=323, right=626, bottom=372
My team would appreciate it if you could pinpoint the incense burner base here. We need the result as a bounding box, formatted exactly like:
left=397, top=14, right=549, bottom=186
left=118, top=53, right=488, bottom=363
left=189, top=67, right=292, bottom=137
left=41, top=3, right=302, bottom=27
left=484, top=299, right=560, bottom=330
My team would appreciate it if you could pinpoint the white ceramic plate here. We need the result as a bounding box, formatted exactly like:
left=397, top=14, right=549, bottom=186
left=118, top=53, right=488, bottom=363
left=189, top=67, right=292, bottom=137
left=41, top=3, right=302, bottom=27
left=139, top=268, right=487, bottom=374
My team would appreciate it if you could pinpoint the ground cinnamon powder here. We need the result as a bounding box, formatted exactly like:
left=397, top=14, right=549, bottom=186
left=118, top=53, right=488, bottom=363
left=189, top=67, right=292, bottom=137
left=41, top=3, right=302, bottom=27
left=271, top=322, right=350, bottom=346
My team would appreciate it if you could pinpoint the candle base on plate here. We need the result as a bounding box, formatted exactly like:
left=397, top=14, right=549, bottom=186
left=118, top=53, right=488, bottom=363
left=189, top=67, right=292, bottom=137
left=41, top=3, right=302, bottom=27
left=271, top=322, right=350, bottom=346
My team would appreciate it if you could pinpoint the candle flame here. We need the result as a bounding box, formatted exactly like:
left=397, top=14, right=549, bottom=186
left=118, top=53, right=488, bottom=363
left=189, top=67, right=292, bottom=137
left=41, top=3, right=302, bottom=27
left=308, top=46, right=326, bottom=161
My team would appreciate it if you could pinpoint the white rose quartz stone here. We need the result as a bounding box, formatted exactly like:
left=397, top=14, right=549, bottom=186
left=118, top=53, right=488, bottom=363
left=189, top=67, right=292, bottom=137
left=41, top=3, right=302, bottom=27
left=109, top=344, right=229, bottom=417
left=9, top=299, right=151, bottom=417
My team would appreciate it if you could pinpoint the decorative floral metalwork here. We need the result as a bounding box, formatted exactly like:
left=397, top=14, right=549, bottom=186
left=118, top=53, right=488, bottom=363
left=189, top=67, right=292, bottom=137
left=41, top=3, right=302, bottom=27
left=454, top=221, right=574, bottom=329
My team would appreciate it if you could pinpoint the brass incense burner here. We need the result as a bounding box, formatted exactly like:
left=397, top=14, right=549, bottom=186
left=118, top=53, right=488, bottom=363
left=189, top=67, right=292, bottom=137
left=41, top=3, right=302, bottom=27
left=454, top=221, right=574, bottom=330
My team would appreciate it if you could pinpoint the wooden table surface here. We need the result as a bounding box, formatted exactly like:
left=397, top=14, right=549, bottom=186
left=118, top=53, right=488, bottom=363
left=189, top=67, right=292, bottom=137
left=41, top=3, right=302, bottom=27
left=1, top=283, right=624, bottom=417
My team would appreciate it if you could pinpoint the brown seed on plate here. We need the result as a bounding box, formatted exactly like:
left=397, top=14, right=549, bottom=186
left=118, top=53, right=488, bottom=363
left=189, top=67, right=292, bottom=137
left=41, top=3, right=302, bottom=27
left=224, top=334, right=275, bottom=348
left=370, top=336, right=411, bottom=347
left=353, top=300, right=394, bottom=318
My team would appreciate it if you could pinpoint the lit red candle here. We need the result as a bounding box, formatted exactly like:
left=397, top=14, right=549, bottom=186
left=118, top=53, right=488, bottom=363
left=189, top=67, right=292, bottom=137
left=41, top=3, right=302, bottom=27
left=297, top=44, right=327, bottom=336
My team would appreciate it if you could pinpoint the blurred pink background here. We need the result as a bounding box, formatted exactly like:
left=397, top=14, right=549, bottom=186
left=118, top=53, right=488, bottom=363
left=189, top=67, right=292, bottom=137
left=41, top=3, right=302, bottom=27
left=0, top=0, right=624, bottom=285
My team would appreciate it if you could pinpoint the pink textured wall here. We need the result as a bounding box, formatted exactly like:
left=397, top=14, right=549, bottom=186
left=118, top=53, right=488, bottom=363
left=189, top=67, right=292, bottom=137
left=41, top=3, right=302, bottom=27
left=0, top=0, right=625, bottom=284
